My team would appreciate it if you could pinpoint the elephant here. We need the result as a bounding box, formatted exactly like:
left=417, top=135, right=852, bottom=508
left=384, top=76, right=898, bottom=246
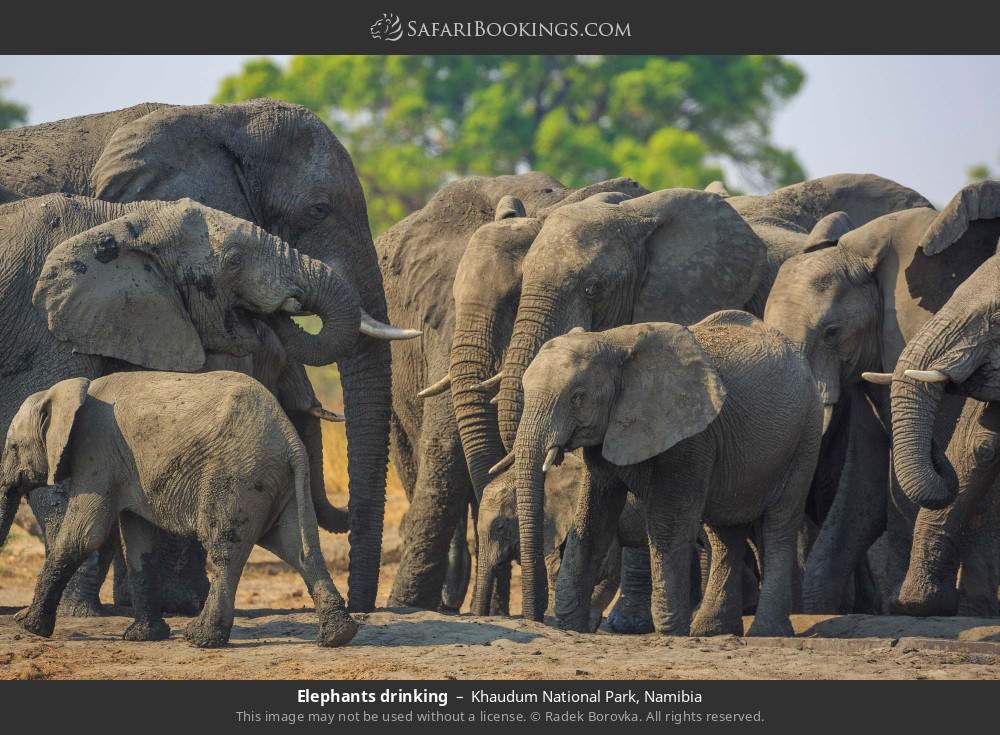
left=490, top=173, right=928, bottom=462
left=0, top=100, right=395, bottom=613
left=509, top=313, right=822, bottom=636
left=473, top=453, right=653, bottom=632
left=763, top=180, right=1000, bottom=613
left=0, top=372, right=359, bottom=648
left=0, top=194, right=411, bottom=613
left=378, top=172, right=647, bottom=612
left=0, top=183, right=23, bottom=205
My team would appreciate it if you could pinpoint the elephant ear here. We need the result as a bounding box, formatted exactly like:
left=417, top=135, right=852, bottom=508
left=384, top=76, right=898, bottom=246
left=603, top=323, right=726, bottom=466
left=91, top=104, right=259, bottom=221
left=621, top=189, right=767, bottom=324
left=918, top=181, right=1000, bottom=256
left=803, top=211, right=855, bottom=252
left=40, top=378, right=90, bottom=485
left=495, top=195, right=527, bottom=220
left=541, top=178, right=649, bottom=215
left=32, top=206, right=206, bottom=372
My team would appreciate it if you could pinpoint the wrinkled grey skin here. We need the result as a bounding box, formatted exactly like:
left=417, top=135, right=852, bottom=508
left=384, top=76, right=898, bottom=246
left=764, top=181, right=1000, bottom=614
left=496, top=174, right=930, bottom=453
left=0, top=372, right=358, bottom=648
left=0, top=195, right=372, bottom=613
left=515, top=314, right=822, bottom=636
left=473, top=453, right=652, bottom=632
left=380, top=173, right=645, bottom=611
left=0, top=100, right=392, bottom=613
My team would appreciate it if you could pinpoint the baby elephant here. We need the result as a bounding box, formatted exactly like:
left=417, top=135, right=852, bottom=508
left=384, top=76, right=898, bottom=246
left=511, top=311, right=822, bottom=637
left=0, top=371, right=358, bottom=648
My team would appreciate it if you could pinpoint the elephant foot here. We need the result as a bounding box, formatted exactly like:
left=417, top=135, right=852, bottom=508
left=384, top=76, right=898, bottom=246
left=607, top=598, right=654, bottom=634
left=183, top=618, right=230, bottom=648
left=891, top=578, right=959, bottom=617
left=57, top=594, right=106, bottom=618
left=318, top=608, right=359, bottom=647
left=588, top=607, right=604, bottom=632
left=746, top=614, right=794, bottom=637
left=690, top=611, right=742, bottom=637
left=15, top=607, right=55, bottom=638
left=123, top=619, right=171, bottom=642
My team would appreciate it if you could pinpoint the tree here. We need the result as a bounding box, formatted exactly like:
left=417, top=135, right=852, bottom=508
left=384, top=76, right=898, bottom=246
left=0, top=79, right=28, bottom=130
left=968, top=162, right=995, bottom=183
left=215, top=55, right=805, bottom=235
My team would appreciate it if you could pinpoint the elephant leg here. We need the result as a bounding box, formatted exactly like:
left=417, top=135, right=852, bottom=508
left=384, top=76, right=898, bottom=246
left=119, top=512, right=170, bottom=642
left=387, top=404, right=472, bottom=611
left=607, top=545, right=655, bottom=634
left=390, top=412, right=418, bottom=502
left=440, top=503, right=472, bottom=612
left=957, top=486, right=1000, bottom=617
left=17, top=492, right=114, bottom=638
left=259, top=503, right=357, bottom=648
left=691, top=525, right=747, bottom=636
left=25, top=483, right=107, bottom=617
left=152, top=531, right=209, bottom=616
left=489, top=561, right=512, bottom=617
left=802, top=406, right=888, bottom=613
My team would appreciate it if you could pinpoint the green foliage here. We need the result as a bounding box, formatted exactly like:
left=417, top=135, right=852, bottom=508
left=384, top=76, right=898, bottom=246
left=968, top=163, right=994, bottom=183
left=215, top=55, right=805, bottom=235
left=0, top=79, right=28, bottom=130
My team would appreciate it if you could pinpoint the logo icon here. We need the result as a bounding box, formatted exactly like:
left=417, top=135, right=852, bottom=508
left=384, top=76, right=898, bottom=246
left=370, top=13, right=403, bottom=41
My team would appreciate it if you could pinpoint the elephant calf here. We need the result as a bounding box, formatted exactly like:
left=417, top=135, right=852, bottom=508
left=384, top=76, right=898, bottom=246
left=509, top=312, right=822, bottom=636
left=0, top=371, right=358, bottom=648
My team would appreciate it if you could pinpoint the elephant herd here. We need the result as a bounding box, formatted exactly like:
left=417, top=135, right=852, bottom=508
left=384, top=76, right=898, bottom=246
left=1, top=99, right=1000, bottom=648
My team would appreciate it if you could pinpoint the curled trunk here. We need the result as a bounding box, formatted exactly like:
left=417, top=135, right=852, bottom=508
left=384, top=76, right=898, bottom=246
left=451, top=309, right=509, bottom=497
left=891, top=377, right=959, bottom=509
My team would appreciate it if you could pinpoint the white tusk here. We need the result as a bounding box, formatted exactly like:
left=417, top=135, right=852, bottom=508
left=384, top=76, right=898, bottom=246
left=308, top=405, right=345, bottom=422
left=280, top=297, right=303, bottom=314
left=473, top=372, right=504, bottom=391
left=904, top=369, right=949, bottom=383
left=489, top=452, right=515, bottom=476
left=542, top=446, right=564, bottom=474
left=861, top=371, right=893, bottom=385
left=359, top=310, right=422, bottom=341
left=490, top=394, right=501, bottom=406
left=417, top=374, right=452, bottom=399
left=822, top=405, right=834, bottom=435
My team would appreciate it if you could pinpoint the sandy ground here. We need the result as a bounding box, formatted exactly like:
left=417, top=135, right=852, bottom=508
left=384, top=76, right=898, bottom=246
left=4, top=514, right=1000, bottom=680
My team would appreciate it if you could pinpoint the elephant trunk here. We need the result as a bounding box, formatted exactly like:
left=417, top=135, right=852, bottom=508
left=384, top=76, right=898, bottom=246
left=451, top=309, right=509, bottom=498
left=472, top=545, right=502, bottom=616
left=0, top=485, right=20, bottom=548
left=270, top=254, right=362, bottom=366
left=513, top=394, right=558, bottom=621
left=890, top=375, right=959, bottom=510
left=498, top=291, right=562, bottom=449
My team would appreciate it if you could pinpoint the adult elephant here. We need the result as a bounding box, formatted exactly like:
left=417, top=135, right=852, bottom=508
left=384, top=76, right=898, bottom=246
left=380, top=172, right=647, bottom=611
left=493, top=174, right=929, bottom=452
left=0, top=194, right=412, bottom=611
left=0, top=100, right=398, bottom=613
left=764, top=180, right=1000, bottom=613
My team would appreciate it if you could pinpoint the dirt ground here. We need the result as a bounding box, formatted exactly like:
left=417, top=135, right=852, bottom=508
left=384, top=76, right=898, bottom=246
left=4, top=506, right=1000, bottom=679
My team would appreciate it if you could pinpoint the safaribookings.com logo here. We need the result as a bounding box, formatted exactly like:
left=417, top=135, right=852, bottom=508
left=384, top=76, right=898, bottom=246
left=369, top=13, right=631, bottom=42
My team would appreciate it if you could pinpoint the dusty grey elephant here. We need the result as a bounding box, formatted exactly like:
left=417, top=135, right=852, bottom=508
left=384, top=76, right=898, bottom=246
left=0, top=372, right=358, bottom=648
left=473, top=453, right=653, bottom=631
left=0, top=194, right=410, bottom=613
left=379, top=172, right=646, bottom=611
left=0, top=100, right=395, bottom=613
left=765, top=180, right=1000, bottom=613
left=492, top=173, right=927, bottom=455
left=511, top=314, right=822, bottom=636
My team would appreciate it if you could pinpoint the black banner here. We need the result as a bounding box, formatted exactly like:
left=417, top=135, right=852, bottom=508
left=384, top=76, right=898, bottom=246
left=2, top=679, right=997, bottom=732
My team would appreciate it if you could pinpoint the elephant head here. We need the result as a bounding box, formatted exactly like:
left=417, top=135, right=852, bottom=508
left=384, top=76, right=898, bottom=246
left=494, top=188, right=764, bottom=450
left=32, top=199, right=413, bottom=373
left=0, top=378, right=90, bottom=549
left=444, top=178, right=648, bottom=496
left=508, top=323, right=726, bottom=620
left=764, top=181, right=1000, bottom=434
left=88, top=100, right=397, bottom=610
left=890, top=234, right=1000, bottom=508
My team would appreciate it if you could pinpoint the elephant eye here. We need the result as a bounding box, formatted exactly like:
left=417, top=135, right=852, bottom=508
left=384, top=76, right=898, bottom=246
left=308, top=202, right=332, bottom=220
left=583, top=278, right=602, bottom=299
left=975, top=438, right=997, bottom=461
left=224, top=251, right=244, bottom=270
left=570, top=389, right=586, bottom=409
left=822, top=324, right=841, bottom=343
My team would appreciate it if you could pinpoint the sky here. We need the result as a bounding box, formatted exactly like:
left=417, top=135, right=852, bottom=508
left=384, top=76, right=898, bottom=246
left=2, top=54, right=999, bottom=206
